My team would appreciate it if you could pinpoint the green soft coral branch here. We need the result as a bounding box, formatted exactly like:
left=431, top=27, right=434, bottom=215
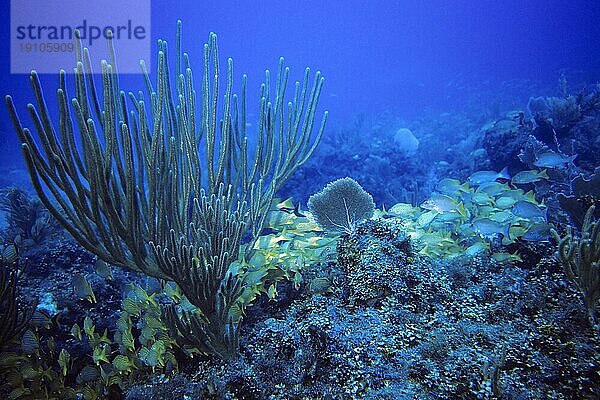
left=6, top=20, right=326, bottom=358
left=553, top=205, right=600, bottom=324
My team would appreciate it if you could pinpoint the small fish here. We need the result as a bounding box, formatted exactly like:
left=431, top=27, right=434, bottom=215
left=112, top=354, right=134, bottom=373
left=511, top=169, right=549, bottom=185
left=295, top=220, right=323, bottom=232
left=433, top=211, right=466, bottom=223
left=73, top=273, right=96, bottom=303
left=243, top=268, right=269, bottom=287
left=125, top=284, right=156, bottom=305
left=292, top=204, right=306, bottom=217
left=122, top=298, right=141, bottom=317
left=268, top=231, right=291, bottom=246
left=512, top=201, right=547, bottom=220
left=0, top=244, right=19, bottom=264
left=58, top=349, right=71, bottom=376
left=418, top=244, right=443, bottom=258
left=417, top=232, right=454, bottom=246
left=29, top=309, right=52, bottom=329
left=467, top=191, right=494, bottom=206
left=76, top=365, right=100, bottom=385
left=93, top=259, right=112, bottom=280
left=120, top=326, right=135, bottom=352
left=71, top=323, right=82, bottom=341
left=144, top=277, right=162, bottom=295
left=494, top=188, right=534, bottom=209
left=471, top=218, right=510, bottom=239
left=494, top=195, right=519, bottom=209
left=388, top=203, right=419, bottom=217
left=521, top=190, right=537, bottom=203
left=491, top=252, right=522, bottom=264
left=421, top=195, right=466, bottom=215
left=465, top=241, right=490, bottom=256
left=533, top=152, right=577, bottom=169
left=487, top=210, right=515, bottom=224
left=521, top=222, right=552, bottom=241
left=21, top=330, right=39, bottom=354
left=296, top=236, right=329, bottom=248
left=436, top=178, right=470, bottom=195
left=309, top=277, right=331, bottom=294
left=138, top=340, right=164, bottom=368
left=417, top=210, right=439, bottom=227
left=92, top=345, right=110, bottom=365
left=476, top=182, right=509, bottom=197
left=276, top=197, right=295, bottom=212
left=468, top=167, right=510, bottom=186
left=509, top=224, right=528, bottom=240
left=276, top=198, right=306, bottom=217
left=266, top=210, right=295, bottom=228
left=163, top=281, right=183, bottom=301
left=476, top=205, right=497, bottom=216
left=293, top=271, right=303, bottom=289
left=267, top=284, right=278, bottom=300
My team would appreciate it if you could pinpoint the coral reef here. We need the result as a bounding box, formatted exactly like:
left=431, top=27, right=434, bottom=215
left=0, top=188, right=60, bottom=248
left=121, top=215, right=599, bottom=399
left=337, top=219, right=413, bottom=306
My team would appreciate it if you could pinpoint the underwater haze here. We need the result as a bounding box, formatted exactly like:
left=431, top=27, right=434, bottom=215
left=1, top=1, right=600, bottom=399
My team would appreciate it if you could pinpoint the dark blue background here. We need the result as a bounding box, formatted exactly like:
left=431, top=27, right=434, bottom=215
left=1, top=0, right=599, bottom=170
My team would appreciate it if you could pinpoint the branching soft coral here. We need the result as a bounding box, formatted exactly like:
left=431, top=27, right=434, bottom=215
left=553, top=205, right=600, bottom=325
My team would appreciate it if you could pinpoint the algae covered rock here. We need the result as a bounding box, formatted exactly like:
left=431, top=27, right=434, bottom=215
left=337, top=218, right=414, bottom=306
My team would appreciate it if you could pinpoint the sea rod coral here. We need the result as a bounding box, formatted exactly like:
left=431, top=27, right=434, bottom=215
left=5, top=22, right=327, bottom=358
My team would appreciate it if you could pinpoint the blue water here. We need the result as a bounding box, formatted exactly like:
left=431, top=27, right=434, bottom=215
left=2, top=1, right=599, bottom=165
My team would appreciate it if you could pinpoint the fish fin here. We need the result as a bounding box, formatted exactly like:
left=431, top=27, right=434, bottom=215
left=293, top=203, right=306, bottom=218
left=498, top=166, right=511, bottom=181
left=569, top=154, right=578, bottom=166
left=501, top=225, right=511, bottom=243
left=457, top=202, right=468, bottom=218
left=523, top=190, right=536, bottom=203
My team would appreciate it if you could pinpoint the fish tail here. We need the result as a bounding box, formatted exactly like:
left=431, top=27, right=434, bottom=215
left=569, top=154, right=578, bottom=166
left=498, top=166, right=511, bottom=180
